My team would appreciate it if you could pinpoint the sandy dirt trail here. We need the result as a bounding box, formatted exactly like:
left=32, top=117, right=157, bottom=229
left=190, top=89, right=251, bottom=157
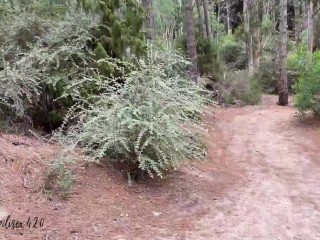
left=188, top=95, right=320, bottom=239
left=1, top=95, right=320, bottom=240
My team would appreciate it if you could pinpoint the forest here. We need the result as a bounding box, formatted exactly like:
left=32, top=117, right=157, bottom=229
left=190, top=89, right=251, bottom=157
left=0, top=0, right=319, bottom=239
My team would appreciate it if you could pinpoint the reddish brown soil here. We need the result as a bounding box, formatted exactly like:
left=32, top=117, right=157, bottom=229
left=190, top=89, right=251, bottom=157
left=0, top=95, right=320, bottom=239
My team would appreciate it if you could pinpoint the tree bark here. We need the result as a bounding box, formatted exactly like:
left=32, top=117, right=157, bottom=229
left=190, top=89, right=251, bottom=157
left=244, top=0, right=253, bottom=74
left=252, top=1, right=261, bottom=75
left=226, top=2, right=232, bottom=35
left=196, top=0, right=207, bottom=38
left=294, top=0, right=301, bottom=43
left=302, top=0, right=308, bottom=29
left=314, top=1, right=320, bottom=50
left=203, top=0, right=212, bottom=38
left=271, top=0, right=276, bottom=32
left=184, top=0, right=199, bottom=83
left=307, top=0, right=314, bottom=52
left=271, top=0, right=278, bottom=83
left=278, top=0, right=288, bottom=106
left=245, top=0, right=261, bottom=76
left=142, top=0, right=155, bottom=40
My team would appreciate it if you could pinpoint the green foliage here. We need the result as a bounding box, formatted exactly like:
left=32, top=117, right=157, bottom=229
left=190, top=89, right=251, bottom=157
left=233, top=25, right=246, bottom=43
left=261, top=14, right=273, bottom=35
left=258, top=56, right=277, bottom=94
left=0, top=58, right=41, bottom=117
left=210, top=11, right=225, bottom=40
left=0, top=0, right=144, bottom=131
left=0, top=5, right=101, bottom=129
left=240, top=76, right=263, bottom=105
left=175, top=35, right=224, bottom=81
left=294, top=51, right=320, bottom=117
left=288, top=44, right=310, bottom=73
left=56, top=162, right=74, bottom=200
left=300, top=29, right=308, bottom=46
left=216, top=70, right=262, bottom=106
left=45, top=155, right=75, bottom=200
left=53, top=47, right=211, bottom=179
left=219, top=35, right=247, bottom=70
left=196, top=38, right=221, bottom=76
left=77, top=0, right=146, bottom=58
left=154, top=0, right=178, bottom=36
left=0, top=1, right=146, bottom=130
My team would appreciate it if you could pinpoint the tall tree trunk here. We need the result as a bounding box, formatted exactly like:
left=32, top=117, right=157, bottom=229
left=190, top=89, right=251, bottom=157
left=307, top=0, right=314, bottom=52
left=216, top=3, right=221, bottom=41
left=211, top=1, right=216, bottom=38
left=314, top=1, right=320, bottom=51
left=252, top=1, right=261, bottom=75
left=196, top=0, right=207, bottom=38
left=245, top=0, right=261, bottom=76
left=271, top=0, right=278, bottom=84
left=203, top=0, right=212, bottom=38
left=302, top=0, right=308, bottom=29
left=278, top=0, right=288, bottom=106
left=184, top=0, right=199, bottom=83
left=244, top=0, right=252, bottom=73
left=263, top=0, right=270, bottom=16
left=294, top=0, right=301, bottom=43
left=226, top=2, right=232, bottom=35
left=271, top=0, right=276, bottom=32
left=142, top=0, right=155, bottom=40
left=243, top=0, right=249, bottom=32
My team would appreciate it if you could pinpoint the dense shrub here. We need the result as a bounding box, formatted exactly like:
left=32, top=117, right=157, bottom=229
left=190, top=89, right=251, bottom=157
left=219, top=35, right=247, bottom=70
left=54, top=48, right=211, bottom=179
left=196, top=38, right=221, bottom=76
left=0, top=7, right=101, bottom=130
left=258, top=56, right=277, bottom=94
left=175, top=35, right=223, bottom=80
left=214, top=70, right=262, bottom=106
left=288, top=44, right=310, bottom=73
left=0, top=1, right=146, bottom=131
left=294, top=51, right=320, bottom=117
left=0, top=13, right=43, bottom=117
left=258, top=44, right=302, bottom=94
left=0, top=59, right=41, bottom=117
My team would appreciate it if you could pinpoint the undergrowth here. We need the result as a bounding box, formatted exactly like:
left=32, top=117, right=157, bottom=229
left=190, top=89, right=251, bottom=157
left=294, top=50, right=320, bottom=117
left=53, top=47, right=213, bottom=180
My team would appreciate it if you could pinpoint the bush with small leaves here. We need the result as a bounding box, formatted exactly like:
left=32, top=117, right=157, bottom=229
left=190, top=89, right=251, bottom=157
left=53, top=47, right=212, bottom=179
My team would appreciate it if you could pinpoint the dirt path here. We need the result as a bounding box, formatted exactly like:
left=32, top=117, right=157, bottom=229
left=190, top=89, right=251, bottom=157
left=1, top=95, right=320, bottom=239
left=188, top=95, right=320, bottom=239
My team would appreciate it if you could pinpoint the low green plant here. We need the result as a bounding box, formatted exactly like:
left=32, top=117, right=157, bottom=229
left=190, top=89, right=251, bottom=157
left=239, top=76, right=263, bottom=105
left=56, top=162, right=74, bottom=200
left=44, top=154, right=75, bottom=200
